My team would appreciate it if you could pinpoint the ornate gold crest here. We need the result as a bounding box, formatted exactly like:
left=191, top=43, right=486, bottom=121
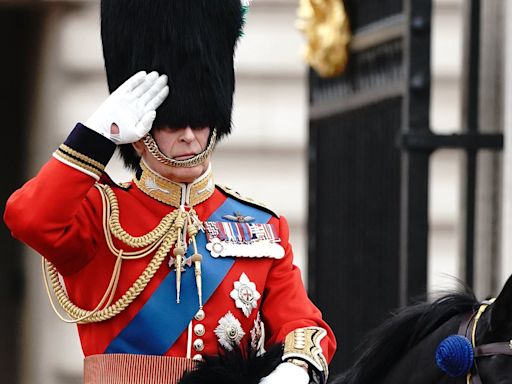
left=297, top=0, right=351, bottom=77
left=283, top=327, right=329, bottom=378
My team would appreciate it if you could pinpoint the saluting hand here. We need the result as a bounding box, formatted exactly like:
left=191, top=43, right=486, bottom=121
left=84, top=71, right=169, bottom=144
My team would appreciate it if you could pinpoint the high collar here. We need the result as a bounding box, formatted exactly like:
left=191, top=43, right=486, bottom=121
left=134, top=159, right=215, bottom=208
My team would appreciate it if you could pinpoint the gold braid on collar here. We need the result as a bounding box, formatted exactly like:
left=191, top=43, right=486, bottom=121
left=134, top=159, right=215, bottom=207
left=283, top=327, right=329, bottom=383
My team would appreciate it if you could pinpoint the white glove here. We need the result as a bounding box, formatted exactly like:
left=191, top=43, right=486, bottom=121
left=259, top=362, right=309, bottom=384
left=85, top=71, right=169, bottom=144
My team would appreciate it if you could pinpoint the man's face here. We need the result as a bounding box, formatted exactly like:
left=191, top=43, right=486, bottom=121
left=134, top=126, right=211, bottom=183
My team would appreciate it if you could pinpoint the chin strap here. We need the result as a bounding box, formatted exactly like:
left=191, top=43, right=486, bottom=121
left=142, top=129, right=217, bottom=168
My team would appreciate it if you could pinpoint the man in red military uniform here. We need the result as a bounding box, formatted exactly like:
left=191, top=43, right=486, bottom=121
left=4, top=1, right=336, bottom=383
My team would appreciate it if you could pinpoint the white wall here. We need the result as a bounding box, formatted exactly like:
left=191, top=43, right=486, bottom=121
left=428, top=0, right=464, bottom=292
left=501, top=0, right=512, bottom=287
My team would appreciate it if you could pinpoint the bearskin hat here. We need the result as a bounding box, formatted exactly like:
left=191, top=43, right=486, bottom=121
left=100, top=0, right=244, bottom=169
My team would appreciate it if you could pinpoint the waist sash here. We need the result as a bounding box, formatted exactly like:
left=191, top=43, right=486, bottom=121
left=84, top=354, right=196, bottom=384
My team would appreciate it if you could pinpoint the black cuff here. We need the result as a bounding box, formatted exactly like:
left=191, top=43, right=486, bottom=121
left=53, top=123, right=117, bottom=179
left=64, top=123, right=116, bottom=164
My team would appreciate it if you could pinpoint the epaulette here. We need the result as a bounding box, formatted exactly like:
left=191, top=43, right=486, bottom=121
left=98, top=173, right=131, bottom=190
left=216, top=184, right=280, bottom=218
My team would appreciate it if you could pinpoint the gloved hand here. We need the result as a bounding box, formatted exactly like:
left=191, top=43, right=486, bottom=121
left=85, top=71, right=169, bottom=144
left=259, top=362, right=309, bottom=384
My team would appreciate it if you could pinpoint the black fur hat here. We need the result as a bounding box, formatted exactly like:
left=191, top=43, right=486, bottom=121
left=101, top=0, right=243, bottom=169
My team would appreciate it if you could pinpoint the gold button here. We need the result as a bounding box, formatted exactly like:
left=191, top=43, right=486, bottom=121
left=195, top=309, right=205, bottom=321
left=194, top=324, right=205, bottom=337
left=193, top=339, right=204, bottom=351
left=193, top=354, right=203, bottom=361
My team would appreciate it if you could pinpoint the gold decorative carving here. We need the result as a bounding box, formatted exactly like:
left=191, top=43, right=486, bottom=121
left=297, top=0, right=351, bottom=77
left=283, top=327, right=329, bottom=379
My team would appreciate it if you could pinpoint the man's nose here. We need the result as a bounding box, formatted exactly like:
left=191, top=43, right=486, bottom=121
left=180, top=126, right=195, bottom=142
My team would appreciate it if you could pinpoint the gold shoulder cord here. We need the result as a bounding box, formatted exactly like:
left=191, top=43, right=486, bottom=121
left=42, top=183, right=185, bottom=324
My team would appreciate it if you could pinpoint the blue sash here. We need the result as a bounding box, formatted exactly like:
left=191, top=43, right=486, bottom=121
left=105, top=197, right=272, bottom=354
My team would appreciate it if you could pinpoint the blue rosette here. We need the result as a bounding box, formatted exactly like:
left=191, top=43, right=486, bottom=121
left=435, top=335, right=474, bottom=377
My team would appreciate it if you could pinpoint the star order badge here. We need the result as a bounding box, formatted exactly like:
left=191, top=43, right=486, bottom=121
left=230, top=273, right=261, bottom=317
left=214, top=311, right=245, bottom=351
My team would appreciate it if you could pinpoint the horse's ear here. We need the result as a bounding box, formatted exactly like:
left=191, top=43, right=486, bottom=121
left=489, top=274, right=512, bottom=331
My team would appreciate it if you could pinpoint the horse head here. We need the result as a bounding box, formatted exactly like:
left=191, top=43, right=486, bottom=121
left=466, top=274, right=512, bottom=383
left=333, top=276, right=512, bottom=384
left=426, top=275, right=512, bottom=384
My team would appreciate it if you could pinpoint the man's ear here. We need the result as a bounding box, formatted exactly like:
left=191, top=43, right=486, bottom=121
left=132, top=140, right=144, bottom=156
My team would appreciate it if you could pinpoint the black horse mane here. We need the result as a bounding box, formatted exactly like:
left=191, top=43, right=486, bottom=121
left=178, top=344, right=283, bottom=384
left=334, top=289, right=478, bottom=384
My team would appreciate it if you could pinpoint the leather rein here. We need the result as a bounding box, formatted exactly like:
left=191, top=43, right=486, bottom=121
left=458, top=299, right=512, bottom=384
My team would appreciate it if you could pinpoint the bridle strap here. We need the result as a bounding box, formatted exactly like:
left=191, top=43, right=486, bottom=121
left=470, top=371, right=483, bottom=384
left=458, top=312, right=473, bottom=338
left=474, top=342, right=512, bottom=357
left=460, top=310, right=480, bottom=384
left=459, top=299, right=512, bottom=384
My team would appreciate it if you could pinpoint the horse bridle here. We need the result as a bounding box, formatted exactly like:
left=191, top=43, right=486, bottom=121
left=458, top=299, right=512, bottom=384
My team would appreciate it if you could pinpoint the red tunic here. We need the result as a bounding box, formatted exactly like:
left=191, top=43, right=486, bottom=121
left=4, top=124, right=336, bottom=374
